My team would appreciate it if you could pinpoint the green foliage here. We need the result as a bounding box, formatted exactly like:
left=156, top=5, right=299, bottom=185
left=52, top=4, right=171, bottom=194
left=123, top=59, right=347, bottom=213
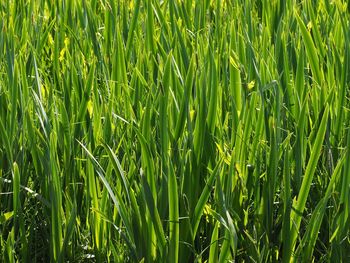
left=0, top=0, right=349, bottom=262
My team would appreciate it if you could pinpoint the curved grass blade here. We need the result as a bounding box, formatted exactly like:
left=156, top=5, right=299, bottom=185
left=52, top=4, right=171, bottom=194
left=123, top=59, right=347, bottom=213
left=191, top=160, right=223, bottom=238
left=288, top=106, right=329, bottom=261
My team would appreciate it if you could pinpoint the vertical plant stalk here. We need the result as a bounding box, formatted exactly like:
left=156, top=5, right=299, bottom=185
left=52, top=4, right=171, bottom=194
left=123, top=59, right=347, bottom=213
left=286, top=106, right=329, bottom=261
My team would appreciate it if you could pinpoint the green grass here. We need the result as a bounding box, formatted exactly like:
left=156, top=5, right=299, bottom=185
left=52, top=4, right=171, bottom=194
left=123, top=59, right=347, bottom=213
left=0, top=0, right=350, bottom=262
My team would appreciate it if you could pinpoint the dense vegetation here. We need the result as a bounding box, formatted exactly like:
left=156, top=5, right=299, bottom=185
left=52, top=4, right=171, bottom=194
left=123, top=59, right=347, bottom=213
left=1, top=0, right=350, bottom=262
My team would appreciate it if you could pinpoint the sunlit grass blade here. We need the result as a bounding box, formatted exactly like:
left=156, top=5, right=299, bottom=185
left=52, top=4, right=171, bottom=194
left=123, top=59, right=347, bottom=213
left=288, top=106, right=329, bottom=261
left=192, top=160, right=223, bottom=238
left=174, top=56, right=195, bottom=141
left=295, top=11, right=324, bottom=104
